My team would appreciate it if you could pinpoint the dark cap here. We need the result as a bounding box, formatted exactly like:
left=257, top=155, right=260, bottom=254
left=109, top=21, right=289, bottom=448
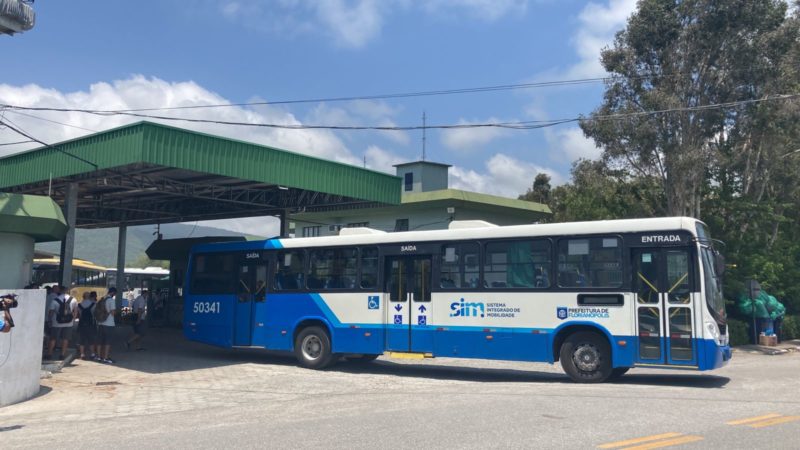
left=107, top=287, right=117, bottom=293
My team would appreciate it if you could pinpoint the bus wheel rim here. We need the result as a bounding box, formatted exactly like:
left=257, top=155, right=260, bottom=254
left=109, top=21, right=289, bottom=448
left=573, top=343, right=600, bottom=372
left=302, top=335, right=323, bottom=360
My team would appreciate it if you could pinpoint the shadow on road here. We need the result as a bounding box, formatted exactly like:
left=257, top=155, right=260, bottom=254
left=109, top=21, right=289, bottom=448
left=104, top=327, right=730, bottom=389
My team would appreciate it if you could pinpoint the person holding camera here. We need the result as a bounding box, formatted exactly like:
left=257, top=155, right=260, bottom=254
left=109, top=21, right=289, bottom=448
left=0, top=297, right=14, bottom=333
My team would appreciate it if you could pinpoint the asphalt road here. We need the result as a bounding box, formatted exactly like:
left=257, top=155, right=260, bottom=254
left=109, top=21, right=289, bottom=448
left=1, top=333, right=798, bottom=449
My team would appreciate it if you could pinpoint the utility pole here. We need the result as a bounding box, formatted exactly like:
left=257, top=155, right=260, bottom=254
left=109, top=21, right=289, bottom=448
left=422, top=111, right=427, bottom=161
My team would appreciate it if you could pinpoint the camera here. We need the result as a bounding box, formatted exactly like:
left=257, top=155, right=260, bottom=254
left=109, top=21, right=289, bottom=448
left=0, top=294, right=18, bottom=311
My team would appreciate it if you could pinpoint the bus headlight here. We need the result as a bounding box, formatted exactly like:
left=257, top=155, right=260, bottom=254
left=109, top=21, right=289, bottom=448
left=705, top=321, right=726, bottom=346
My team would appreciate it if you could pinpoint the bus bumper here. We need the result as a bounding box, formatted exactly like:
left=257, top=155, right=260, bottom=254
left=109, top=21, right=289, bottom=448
left=699, top=339, right=731, bottom=370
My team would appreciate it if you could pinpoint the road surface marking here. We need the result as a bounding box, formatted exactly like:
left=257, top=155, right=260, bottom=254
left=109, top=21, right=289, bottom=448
left=597, top=432, right=683, bottom=448
left=726, top=413, right=781, bottom=425
left=622, top=435, right=703, bottom=450
left=748, top=416, right=800, bottom=428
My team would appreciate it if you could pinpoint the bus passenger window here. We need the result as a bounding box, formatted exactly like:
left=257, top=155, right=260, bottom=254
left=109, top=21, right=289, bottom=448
left=275, top=251, right=305, bottom=291
left=484, top=239, right=551, bottom=289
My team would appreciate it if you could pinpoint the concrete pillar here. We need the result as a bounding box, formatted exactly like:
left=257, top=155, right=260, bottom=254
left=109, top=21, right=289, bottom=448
left=0, top=289, right=46, bottom=406
left=280, top=209, right=290, bottom=238
left=116, top=224, right=127, bottom=307
left=59, top=183, right=78, bottom=289
left=0, top=233, right=34, bottom=288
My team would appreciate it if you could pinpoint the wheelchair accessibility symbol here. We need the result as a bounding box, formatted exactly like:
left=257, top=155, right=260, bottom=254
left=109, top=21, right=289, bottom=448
left=394, top=314, right=403, bottom=325
left=417, top=315, right=427, bottom=326
left=367, top=296, right=379, bottom=310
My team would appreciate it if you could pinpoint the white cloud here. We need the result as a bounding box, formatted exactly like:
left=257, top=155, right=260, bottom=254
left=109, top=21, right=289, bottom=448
left=449, top=153, right=563, bottom=197
left=440, top=117, right=512, bottom=151
left=545, top=127, right=601, bottom=161
left=364, top=144, right=404, bottom=173
left=543, top=0, right=637, bottom=79
left=306, top=100, right=410, bottom=146
left=215, top=0, right=528, bottom=49
left=422, top=0, right=528, bottom=21
left=0, top=76, right=356, bottom=165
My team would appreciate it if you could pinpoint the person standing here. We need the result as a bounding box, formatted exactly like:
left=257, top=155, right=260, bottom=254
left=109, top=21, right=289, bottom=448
left=47, top=285, right=77, bottom=360
left=76, top=292, right=98, bottom=360
left=126, top=289, right=148, bottom=351
left=95, top=287, right=117, bottom=364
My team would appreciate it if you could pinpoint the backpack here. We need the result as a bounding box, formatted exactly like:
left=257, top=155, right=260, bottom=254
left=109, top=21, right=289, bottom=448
left=77, top=303, right=95, bottom=328
left=94, top=297, right=110, bottom=323
left=55, top=296, right=74, bottom=324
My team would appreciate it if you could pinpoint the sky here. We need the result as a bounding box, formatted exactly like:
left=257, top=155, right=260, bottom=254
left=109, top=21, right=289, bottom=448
left=0, top=0, right=638, bottom=235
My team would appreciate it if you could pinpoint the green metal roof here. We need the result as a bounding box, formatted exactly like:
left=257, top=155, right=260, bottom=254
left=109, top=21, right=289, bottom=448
left=0, top=193, right=68, bottom=242
left=0, top=121, right=401, bottom=204
left=291, top=188, right=551, bottom=222
left=401, top=189, right=551, bottom=214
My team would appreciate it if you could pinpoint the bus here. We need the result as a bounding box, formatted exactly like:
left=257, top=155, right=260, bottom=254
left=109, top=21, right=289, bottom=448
left=31, top=257, right=108, bottom=298
left=106, top=266, right=170, bottom=296
left=183, top=217, right=731, bottom=383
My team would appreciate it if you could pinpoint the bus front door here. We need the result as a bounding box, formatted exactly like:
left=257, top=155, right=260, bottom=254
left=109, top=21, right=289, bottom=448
left=234, top=263, right=268, bottom=346
left=633, top=248, right=697, bottom=366
left=385, top=256, right=433, bottom=353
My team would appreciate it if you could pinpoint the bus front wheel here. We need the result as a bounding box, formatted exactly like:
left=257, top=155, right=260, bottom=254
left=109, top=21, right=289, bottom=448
left=559, top=331, right=612, bottom=383
left=295, top=326, right=334, bottom=369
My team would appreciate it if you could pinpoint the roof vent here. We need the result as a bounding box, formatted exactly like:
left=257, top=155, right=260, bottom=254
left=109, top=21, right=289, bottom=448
left=448, top=220, right=498, bottom=230
left=339, top=227, right=387, bottom=236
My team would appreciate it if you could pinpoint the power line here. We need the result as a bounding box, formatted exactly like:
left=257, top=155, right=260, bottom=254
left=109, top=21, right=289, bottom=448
left=5, top=109, right=98, bottom=132
left=0, top=117, right=98, bottom=169
left=3, top=94, right=798, bottom=132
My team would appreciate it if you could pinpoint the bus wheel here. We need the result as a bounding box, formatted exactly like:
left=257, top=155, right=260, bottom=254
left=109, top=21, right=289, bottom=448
left=559, top=331, right=612, bottom=383
left=295, top=326, right=334, bottom=369
left=609, top=367, right=630, bottom=380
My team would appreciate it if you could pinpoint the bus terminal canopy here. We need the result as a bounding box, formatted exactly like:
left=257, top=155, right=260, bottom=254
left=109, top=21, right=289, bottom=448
left=0, top=121, right=401, bottom=228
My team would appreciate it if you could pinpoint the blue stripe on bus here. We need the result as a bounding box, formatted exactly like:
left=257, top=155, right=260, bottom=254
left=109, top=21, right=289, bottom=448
left=185, top=292, right=730, bottom=371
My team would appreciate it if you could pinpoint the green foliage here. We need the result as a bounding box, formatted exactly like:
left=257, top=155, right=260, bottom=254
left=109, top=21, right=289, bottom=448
left=727, top=318, right=751, bottom=346
left=519, top=173, right=552, bottom=205
left=781, top=315, right=799, bottom=340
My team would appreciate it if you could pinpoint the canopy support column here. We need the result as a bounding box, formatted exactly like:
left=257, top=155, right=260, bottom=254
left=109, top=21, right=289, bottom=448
left=280, top=209, right=290, bottom=238
left=58, top=183, right=78, bottom=289
left=116, top=224, right=127, bottom=306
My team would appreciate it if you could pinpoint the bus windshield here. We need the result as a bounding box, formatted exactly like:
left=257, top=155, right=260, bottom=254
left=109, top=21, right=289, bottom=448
left=700, top=246, right=725, bottom=322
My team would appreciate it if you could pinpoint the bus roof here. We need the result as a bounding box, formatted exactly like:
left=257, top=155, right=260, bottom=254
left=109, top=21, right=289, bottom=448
left=33, top=257, right=107, bottom=271
left=191, top=216, right=703, bottom=254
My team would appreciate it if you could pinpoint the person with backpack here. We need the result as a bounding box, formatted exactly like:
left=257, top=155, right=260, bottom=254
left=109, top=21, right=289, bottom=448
left=46, top=285, right=77, bottom=360
left=95, top=287, right=117, bottom=364
left=76, top=292, right=98, bottom=361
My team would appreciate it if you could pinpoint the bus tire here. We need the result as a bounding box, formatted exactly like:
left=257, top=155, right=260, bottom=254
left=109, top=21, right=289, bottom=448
left=295, top=326, right=334, bottom=369
left=559, top=331, right=612, bottom=383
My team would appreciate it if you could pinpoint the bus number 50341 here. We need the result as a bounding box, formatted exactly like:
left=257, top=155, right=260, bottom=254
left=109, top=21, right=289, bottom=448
left=193, top=301, right=220, bottom=313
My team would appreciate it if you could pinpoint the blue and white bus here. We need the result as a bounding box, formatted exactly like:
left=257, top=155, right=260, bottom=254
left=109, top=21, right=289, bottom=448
left=183, top=217, right=730, bottom=382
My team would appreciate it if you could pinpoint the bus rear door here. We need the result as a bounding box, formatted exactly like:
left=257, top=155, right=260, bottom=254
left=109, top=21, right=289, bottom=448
left=234, top=261, right=268, bottom=346
left=633, top=248, right=697, bottom=366
left=384, top=256, right=433, bottom=353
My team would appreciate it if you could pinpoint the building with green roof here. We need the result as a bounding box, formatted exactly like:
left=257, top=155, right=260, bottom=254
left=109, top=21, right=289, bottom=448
left=290, top=161, right=551, bottom=236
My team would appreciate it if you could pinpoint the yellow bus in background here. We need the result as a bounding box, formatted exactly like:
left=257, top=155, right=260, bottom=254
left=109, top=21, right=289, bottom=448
left=31, top=256, right=108, bottom=299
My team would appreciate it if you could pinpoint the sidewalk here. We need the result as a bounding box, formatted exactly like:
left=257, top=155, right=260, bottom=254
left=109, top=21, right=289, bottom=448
left=733, top=339, right=800, bottom=356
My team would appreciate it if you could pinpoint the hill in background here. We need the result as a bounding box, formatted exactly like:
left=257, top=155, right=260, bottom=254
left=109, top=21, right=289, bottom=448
left=36, top=222, right=264, bottom=267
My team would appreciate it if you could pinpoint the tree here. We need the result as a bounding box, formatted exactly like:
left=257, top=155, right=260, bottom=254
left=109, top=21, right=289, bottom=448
left=131, top=254, right=169, bottom=269
left=548, top=160, right=663, bottom=222
left=519, top=173, right=552, bottom=205
left=580, top=0, right=794, bottom=217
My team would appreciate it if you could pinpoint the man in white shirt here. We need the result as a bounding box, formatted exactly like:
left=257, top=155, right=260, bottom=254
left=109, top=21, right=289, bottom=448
left=125, top=289, right=148, bottom=351
left=47, top=285, right=77, bottom=360
left=96, top=287, right=117, bottom=364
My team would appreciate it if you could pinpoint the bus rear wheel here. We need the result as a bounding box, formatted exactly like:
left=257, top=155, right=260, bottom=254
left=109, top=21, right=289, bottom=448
left=295, top=326, right=334, bottom=369
left=559, top=331, right=612, bottom=383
